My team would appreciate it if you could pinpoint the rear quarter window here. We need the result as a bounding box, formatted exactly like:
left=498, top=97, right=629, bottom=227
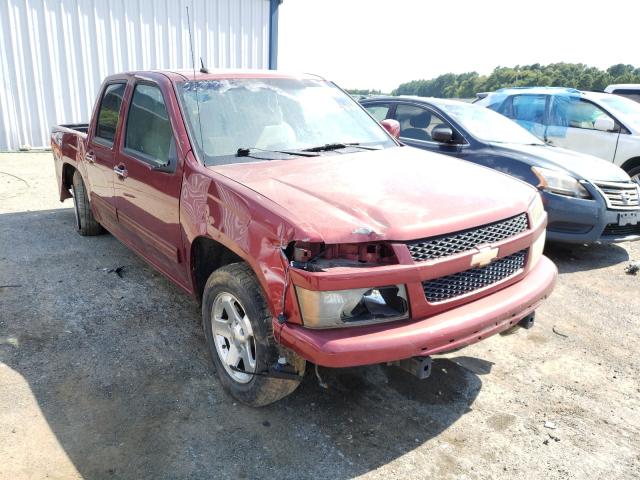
left=95, top=83, right=126, bottom=145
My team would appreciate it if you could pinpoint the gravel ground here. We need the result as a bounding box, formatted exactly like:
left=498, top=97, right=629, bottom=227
left=1, top=152, right=639, bottom=480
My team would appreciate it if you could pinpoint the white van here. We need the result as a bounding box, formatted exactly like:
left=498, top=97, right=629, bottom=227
left=605, top=84, right=640, bottom=103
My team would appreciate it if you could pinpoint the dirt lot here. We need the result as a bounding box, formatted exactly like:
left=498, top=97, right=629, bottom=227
left=1, top=152, right=639, bottom=480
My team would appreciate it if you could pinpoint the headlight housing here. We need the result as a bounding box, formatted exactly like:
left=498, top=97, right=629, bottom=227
left=527, top=193, right=547, bottom=267
left=528, top=193, right=545, bottom=226
left=295, top=284, right=409, bottom=328
left=529, top=229, right=546, bottom=268
left=532, top=167, right=590, bottom=198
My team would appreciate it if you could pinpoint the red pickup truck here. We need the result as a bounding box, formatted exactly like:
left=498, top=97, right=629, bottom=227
left=51, top=70, right=557, bottom=406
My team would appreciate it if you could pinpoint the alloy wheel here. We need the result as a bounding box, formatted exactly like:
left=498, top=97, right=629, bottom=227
left=211, top=292, right=257, bottom=384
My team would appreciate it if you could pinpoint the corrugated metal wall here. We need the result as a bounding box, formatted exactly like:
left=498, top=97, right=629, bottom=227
left=0, top=0, right=271, bottom=150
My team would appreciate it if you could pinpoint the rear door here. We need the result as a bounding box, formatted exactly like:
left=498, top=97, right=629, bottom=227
left=114, top=79, right=188, bottom=286
left=85, top=82, right=127, bottom=230
left=546, top=98, right=619, bottom=161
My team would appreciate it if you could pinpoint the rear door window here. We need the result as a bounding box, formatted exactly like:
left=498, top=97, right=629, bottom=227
left=124, top=83, right=175, bottom=168
left=509, top=95, right=546, bottom=122
left=507, top=95, right=547, bottom=136
left=95, top=83, right=126, bottom=145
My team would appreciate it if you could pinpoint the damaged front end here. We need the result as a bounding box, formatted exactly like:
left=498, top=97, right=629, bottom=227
left=283, top=241, right=409, bottom=329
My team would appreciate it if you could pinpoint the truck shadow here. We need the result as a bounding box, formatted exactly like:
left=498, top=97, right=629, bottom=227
left=544, top=241, right=630, bottom=274
left=1, top=208, right=482, bottom=479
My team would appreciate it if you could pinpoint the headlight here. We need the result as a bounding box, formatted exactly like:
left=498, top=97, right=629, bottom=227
left=532, top=167, right=590, bottom=198
left=528, top=193, right=545, bottom=226
left=529, top=229, right=546, bottom=268
left=295, top=284, right=409, bottom=328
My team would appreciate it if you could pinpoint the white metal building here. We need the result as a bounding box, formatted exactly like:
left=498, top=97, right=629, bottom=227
left=0, top=0, right=282, bottom=150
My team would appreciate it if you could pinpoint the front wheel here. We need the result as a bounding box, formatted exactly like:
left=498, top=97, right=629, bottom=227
left=202, top=263, right=304, bottom=406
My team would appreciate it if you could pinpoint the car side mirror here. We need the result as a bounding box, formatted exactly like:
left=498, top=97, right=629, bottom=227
left=594, top=117, right=615, bottom=132
left=380, top=119, right=400, bottom=139
left=431, top=125, right=454, bottom=143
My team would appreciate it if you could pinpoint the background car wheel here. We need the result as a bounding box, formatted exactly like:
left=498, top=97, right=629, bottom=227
left=627, top=165, right=640, bottom=184
left=202, top=262, right=304, bottom=407
left=71, top=170, right=103, bottom=236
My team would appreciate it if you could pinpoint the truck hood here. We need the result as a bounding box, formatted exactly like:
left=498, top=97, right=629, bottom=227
left=493, top=143, right=630, bottom=182
left=209, top=147, right=536, bottom=244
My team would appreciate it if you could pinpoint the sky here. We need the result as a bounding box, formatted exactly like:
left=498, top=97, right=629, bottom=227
left=278, top=0, right=639, bottom=92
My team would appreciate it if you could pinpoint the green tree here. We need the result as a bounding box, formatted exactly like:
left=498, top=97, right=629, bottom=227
left=392, top=63, right=640, bottom=98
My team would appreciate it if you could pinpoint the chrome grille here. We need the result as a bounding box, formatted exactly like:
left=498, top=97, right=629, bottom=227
left=595, top=181, right=640, bottom=209
left=406, top=214, right=528, bottom=262
left=422, top=250, right=527, bottom=303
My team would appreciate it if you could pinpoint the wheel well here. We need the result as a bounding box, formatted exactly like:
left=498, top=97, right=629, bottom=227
left=191, top=237, right=243, bottom=301
left=62, top=163, right=76, bottom=192
left=621, top=157, right=640, bottom=174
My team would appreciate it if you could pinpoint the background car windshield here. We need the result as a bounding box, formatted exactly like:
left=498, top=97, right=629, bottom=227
left=178, top=78, right=394, bottom=165
left=599, top=95, right=640, bottom=130
left=441, top=103, right=544, bottom=145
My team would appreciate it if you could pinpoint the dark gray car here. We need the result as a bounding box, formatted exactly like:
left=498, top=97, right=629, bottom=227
left=361, top=96, right=640, bottom=244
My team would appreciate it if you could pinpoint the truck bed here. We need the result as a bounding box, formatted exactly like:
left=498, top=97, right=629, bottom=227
left=56, top=123, right=89, bottom=135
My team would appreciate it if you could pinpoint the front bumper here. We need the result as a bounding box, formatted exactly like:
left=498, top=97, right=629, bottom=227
left=277, top=255, right=557, bottom=368
left=543, top=190, right=640, bottom=244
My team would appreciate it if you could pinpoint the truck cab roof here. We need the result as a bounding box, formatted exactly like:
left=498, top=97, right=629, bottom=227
left=102, top=69, right=327, bottom=83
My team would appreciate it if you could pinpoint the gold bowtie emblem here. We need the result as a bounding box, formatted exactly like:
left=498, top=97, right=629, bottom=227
left=471, top=246, right=499, bottom=268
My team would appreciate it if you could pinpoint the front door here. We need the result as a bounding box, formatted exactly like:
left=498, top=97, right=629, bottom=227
left=85, top=82, right=127, bottom=230
left=114, top=81, right=188, bottom=287
left=386, top=103, right=467, bottom=157
left=546, top=98, right=619, bottom=161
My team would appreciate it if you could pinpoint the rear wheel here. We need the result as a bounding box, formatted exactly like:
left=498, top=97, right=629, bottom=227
left=202, top=263, right=304, bottom=406
left=71, top=170, right=102, bottom=236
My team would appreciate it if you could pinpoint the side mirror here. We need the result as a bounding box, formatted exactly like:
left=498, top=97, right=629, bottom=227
left=431, top=125, right=454, bottom=143
left=594, top=116, right=615, bottom=132
left=380, top=119, right=400, bottom=139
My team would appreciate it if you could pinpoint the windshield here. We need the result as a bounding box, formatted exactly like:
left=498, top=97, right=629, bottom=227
left=177, top=78, right=395, bottom=165
left=599, top=95, right=640, bottom=130
left=439, top=102, right=544, bottom=145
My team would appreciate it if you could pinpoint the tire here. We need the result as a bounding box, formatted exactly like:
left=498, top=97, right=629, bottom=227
left=71, top=170, right=102, bottom=236
left=627, top=165, right=640, bottom=184
left=202, top=262, right=304, bottom=407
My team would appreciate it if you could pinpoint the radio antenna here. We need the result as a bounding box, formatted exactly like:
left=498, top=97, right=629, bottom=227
left=186, top=4, right=204, bottom=149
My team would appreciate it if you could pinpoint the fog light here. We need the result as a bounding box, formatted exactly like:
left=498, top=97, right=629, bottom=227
left=295, top=284, right=409, bottom=328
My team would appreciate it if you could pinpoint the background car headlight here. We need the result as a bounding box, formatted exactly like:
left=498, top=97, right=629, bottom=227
left=528, top=193, right=545, bottom=226
left=532, top=167, right=590, bottom=198
left=295, top=284, right=408, bottom=328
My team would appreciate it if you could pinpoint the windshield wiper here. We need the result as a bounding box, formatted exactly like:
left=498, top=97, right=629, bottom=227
left=300, top=142, right=382, bottom=152
left=237, top=147, right=319, bottom=158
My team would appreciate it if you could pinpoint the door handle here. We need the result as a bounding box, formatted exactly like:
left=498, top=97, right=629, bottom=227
left=85, top=152, right=95, bottom=163
left=113, top=164, right=128, bottom=179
